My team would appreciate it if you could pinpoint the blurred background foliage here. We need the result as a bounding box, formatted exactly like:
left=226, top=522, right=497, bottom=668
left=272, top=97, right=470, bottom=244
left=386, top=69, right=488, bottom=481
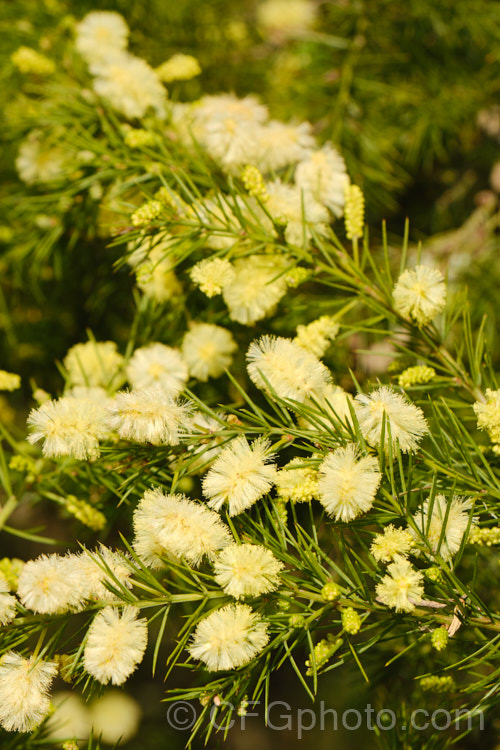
left=3, top=0, right=500, bottom=221
left=1, top=2, right=500, bottom=748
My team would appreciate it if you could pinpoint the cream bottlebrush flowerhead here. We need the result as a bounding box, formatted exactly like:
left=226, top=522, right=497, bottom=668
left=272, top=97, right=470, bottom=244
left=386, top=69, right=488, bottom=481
left=197, top=117, right=261, bottom=174
left=190, top=257, right=235, bottom=298
left=202, top=436, right=277, bottom=516
left=27, top=396, right=108, bottom=460
left=84, top=606, right=148, bottom=685
left=133, top=489, right=232, bottom=568
left=126, top=343, right=188, bottom=395
left=213, top=544, right=284, bottom=599
left=75, top=11, right=129, bottom=64
left=474, top=388, right=500, bottom=451
left=16, top=131, right=68, bottom=185
left=222, top=255, right=289, bottom=325
left=17, top=554, right=88, bottom=614
left=318, top=444, right=382, bottom=522
left=393, top=265, right=447, bottom=326
left=265, top=179, right=329, bottom=246
left=63, top=340, right=124, bottom=389
left=188, top=603, right=269, bottom=671
left=192, top=94, right=269, bottom=126
left=411, top=494, right=475, bottom=561
left=355, top=386, right=428, bottom=453
left=295, top=315, right=340, bottom=357
left=295, top=144, right=350, bottom=217
left=0, top=572, right=16, bottom=625
left=107, top=388, right=190, bottom=445
left=135, top=248, right=183, bottom=303
left=247, top=335, right=332, bottom=403
left=0, top=652, right=58, bottom=732
left=91, top=52, right=166, bottom=119
left=182, top=94, right=268, bottom=174
left=181, top=323, right=237, bottom=381
left=370, top=525, right=414, bottom=563
left=253, top=120, right=316, bottom=173
left=376, top=555, right=425, bottom=612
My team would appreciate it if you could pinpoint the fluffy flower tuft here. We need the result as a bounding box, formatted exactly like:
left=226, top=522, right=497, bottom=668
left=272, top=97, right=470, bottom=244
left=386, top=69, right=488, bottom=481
left=17, top=554, right=88, bottom=614
left=188, top=603, right=269, bottom=671
left=75, top=11, right=129, bottom=64
left=474, top=389, right=500, bottom=452
left=91, top=53, right=166, bottom=119
left=181, top=323, right=237, bottom=381
left=16, top=131, right=68, bottom=185
left=126, top=343, right=188, bottom=395
left=133, top=489, right=232, bottom=567
left=299, top=384, right=354, bottom=433
left=265, top=179, right=328, bottom=246
left=295, top=144, right=349, bottom=216
left=355, top=386, right=428, bottom=453
left=393, top=265, right=447, bottom=326
left=0, top=652, right=58, bottom=732
left=202, top=436, right=276, bottom=516
left=253, top=120, right=315, bottom=173
left=318, top=444, right=381, bottom=522
left=222, top=255, right=288, bottom=324
left=190, top=258, right=235, bottom=297
left=376, top=556, right=424, bottom=612
left=247, top=335, right=332, bottom=403
left=411, top=494, right=475, bottom=561
left=371, top=525, right=414, bottom=563
left=135, top=251, right=183, bottom=302
left=27, top=396, right=108, bottom=461
left=63, top=340, right=124, bottom=390
left=107, top=388, right=189, bottom=445
left=0, top=572, right=17, bottom=625
left=213, top=544, right=283, bottom=599
left=295, top=316, right=339, bottom=357
left=83, top=606, right=148, bottom=685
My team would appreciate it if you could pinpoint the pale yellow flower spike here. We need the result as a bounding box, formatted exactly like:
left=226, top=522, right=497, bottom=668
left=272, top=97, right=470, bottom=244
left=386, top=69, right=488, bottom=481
left=398, top=365, right=436, bottom=389
left=241, top=165, right=269, bottom=203
left=344, top=184, right=365, bottom=241
left=157, top=54, right=201, bottom=83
